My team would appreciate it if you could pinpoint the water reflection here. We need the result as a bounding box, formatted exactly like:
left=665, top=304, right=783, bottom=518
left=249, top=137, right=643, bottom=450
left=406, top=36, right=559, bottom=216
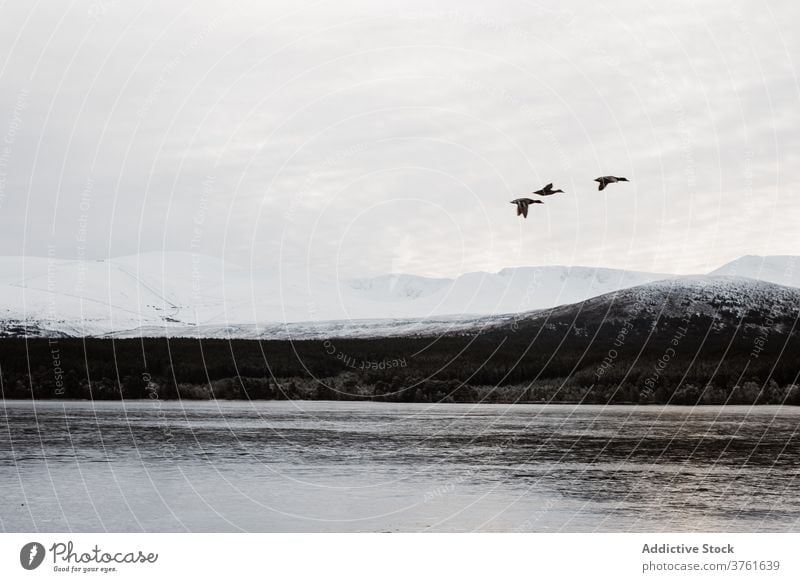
left=1, top=400, right=798, bottom=532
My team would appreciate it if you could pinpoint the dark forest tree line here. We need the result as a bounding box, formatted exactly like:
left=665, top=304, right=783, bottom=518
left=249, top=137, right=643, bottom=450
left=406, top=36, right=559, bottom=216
left=1, top=314, right=798, bottom=405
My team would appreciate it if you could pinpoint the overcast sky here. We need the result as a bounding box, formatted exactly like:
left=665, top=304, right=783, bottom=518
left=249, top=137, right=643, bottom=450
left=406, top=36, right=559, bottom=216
left=0, top=0, right=798, bottom=278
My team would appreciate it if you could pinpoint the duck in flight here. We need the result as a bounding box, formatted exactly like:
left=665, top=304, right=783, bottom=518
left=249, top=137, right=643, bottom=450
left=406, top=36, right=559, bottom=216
left=533, top=183, right=564, bottom=196
left=510, top=198, right=543, bottom=218
left=594, top=176, right=628, bottom=191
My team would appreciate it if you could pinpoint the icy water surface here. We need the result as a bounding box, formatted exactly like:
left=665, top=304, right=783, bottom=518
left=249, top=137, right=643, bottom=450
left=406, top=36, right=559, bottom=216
left=1, top=400, right=798, bottom=532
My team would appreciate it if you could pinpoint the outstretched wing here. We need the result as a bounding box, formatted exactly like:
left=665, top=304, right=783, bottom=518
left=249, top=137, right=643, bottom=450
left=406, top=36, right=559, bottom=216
left=597, top=179, right=607, bottom=191
left=516, top=203, right=523, bottom=216
left=521, top=202, right=529, bottom=218
left=544, top=183, right=553, bottom=191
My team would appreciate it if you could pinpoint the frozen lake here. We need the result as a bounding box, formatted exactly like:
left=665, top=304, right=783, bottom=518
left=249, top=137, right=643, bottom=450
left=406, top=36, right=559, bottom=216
left=1, top=400, right=798, bottom=532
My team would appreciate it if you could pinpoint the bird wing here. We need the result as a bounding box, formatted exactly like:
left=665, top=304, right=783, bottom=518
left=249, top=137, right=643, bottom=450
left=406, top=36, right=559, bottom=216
left=544, top=183, right=553, bottom=191
left=516, top=203, right=523, bottom=216
left=522, top=203, right=529, bottom=218
left=598, top=180, right=607, bottom=191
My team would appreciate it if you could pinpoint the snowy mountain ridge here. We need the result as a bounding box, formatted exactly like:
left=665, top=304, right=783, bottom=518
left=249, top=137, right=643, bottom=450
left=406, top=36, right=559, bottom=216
left=0, top=252, right=797, bottom=338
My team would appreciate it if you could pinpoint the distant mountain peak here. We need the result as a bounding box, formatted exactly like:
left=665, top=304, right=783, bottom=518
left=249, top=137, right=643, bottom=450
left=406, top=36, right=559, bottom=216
left=709, top=255, right=800, bottom=287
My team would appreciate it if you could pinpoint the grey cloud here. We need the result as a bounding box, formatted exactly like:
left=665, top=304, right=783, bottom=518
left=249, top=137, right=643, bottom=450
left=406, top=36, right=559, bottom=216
left=0, top=0, right=797, bottom=277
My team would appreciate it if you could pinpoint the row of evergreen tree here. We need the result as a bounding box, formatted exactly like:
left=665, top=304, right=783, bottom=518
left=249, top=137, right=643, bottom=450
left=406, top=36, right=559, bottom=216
left=1, top=335, right=797, bottom=404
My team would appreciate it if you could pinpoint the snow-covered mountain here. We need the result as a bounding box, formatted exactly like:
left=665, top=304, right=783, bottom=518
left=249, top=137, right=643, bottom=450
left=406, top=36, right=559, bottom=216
left=339, top=265, right=671, bottom=320
left=0, top=252, right=796, bottom=338
left=107, top=275, right=800, bottom=340
left=709, top=255, right=800, bottom=288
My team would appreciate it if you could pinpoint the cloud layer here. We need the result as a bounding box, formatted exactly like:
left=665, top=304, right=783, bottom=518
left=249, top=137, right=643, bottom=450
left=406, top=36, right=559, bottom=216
left=0, top=0, right=797, bottom=278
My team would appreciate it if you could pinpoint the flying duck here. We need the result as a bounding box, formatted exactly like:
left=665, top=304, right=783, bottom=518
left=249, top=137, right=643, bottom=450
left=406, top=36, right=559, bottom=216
left=594, top=176, right=628, bottom=191
left=533, top=183, right=564, bottom=196
left=510, top=198, right=543, bottom=218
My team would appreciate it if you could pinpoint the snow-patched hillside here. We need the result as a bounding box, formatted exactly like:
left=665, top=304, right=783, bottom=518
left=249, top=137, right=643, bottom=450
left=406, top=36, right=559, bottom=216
left=109, top=314, right=517, bottom=341
left=537, top=275, right=800, bottom=323
left=0, top=252, right=796, bottom=338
